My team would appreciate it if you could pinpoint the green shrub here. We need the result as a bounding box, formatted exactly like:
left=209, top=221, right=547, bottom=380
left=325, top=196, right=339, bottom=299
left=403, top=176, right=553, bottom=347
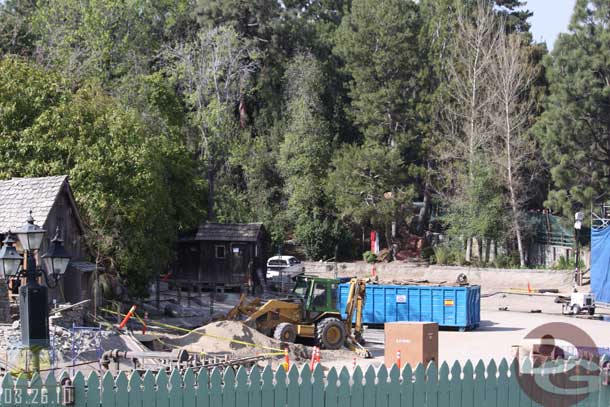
left=553, top=255, right=585, bottom=270
left=492, top=254, right=510, bottom=269
left=421, top=246, right=434, bottom=262
left=363, top=251, right=378, bottom=263
left=433, top=246, right=452, bottom=265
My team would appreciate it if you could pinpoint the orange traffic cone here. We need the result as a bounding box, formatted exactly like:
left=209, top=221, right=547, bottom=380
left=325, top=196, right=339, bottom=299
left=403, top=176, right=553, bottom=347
left=396, top=350, right=401, bottom=369
left=372, top=266, right=377, bottom=278
left=527, top=281, right=532, bottom=294
left=283, top=348, right=290, bottom=371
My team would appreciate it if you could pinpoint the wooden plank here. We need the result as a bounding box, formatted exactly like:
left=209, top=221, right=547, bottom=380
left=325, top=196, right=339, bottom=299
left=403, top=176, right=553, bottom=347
left=273, top=365, right=286, bottom=407
left=363, top=366, right=376, bottom=407
left=388, top=365, right=400, bottom=407
left=14, top=374, right=27, bottom=407
left=518, top=357, right=533, bottom=407
left=583, top=358, right=598, bottom=407
left=128, top=371, right=143, bottom=407
left=486, top=359, right=498, bottom=407
left=351, top=366, right=364, bottom=407
left=157, top=369, right=170, bottom=407
left=449, top=361, right=462, bottom=407
left=599, top=355, right=610, bottom=407
left=86, top=372, right=101, bottom=407
left=426, top=361, right=438, bottom=407
left=412, top=364, right=425, bottom=407
left=58, top=371, right=70, bottom=406
left=183, top=368, right=196, bottom=407
left=248, top=367, right=262, bottom=407
left=507, top=359, right=521, bottom=407
left=72, top=372, right=86, bottom=407
left=196, top=368, right=210, bottom=407
left=461, top=360, right=474, bottom=407
left=338, top=367, right=351, bottom=407
left=1, top=371, right=14, bottom=407
left=210, top=369, right=222, bottom=407
left=496, top=359, right=509, bottom=407
left=299, top=365, right=312, bottom=407
left=235, top=367, right=249, bottom=407
left=115, top=372, right=129, bottom=407
left=286, top=365, right=299, bottom=407
left=325, top=368, right=338, bottom=407
left=261, top=366, right=274, bottom=407
left=169, top=368, right=183, bottom=407
left=376, top=365, right=388, bottom=407
left=142, top=371, right=156, bottom=407
left=312, top=364, right=324, bottom=407
left=437, top=362, right=450, bottom=407
left=45, top=372, right=59, bottom=407
left=400, top=364, right=413, bottom=407
left=101, top=372, right=115, bottom=407
left=222, top=367, right=235, bottom=407
left=473, top=360, right=486, bottom=407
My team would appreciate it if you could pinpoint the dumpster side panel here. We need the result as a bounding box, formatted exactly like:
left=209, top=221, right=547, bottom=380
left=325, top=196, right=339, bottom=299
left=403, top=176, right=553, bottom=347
left=338, top=283, right=480, bottom=329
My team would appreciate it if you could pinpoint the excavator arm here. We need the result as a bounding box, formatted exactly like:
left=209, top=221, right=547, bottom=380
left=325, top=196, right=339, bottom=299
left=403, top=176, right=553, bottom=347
left=343, top=278, right=371, bottom=358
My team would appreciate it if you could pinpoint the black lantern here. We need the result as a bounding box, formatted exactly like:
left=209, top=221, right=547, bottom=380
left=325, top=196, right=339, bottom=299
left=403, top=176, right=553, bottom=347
left=0, top=233, right=23, bottom=279
left=41, top=227, right=71, bottom=278
left=15, top=211, right=46, bottom=252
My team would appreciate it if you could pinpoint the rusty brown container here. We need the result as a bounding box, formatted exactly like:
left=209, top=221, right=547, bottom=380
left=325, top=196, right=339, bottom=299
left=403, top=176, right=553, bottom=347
left=384, top=322, right=438, bottom=369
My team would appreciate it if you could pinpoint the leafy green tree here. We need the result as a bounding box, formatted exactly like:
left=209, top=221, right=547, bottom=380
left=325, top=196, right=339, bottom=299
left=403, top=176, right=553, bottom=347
left=0, top=57, right=202, bottom=296
left=33, top=0, right=192, bottom=87
left=166, top=26, right=259, bottom=220
left=279, top=55, right=333, bottom=219
left=327, top=141, right=413, bottom=248
left=442, top=162, right=507, bottom=259
left=0, top=0, right=37, bottom=56
left=334, top=0, right=423, bottom=149
left=536, top=0, right=610, bottom=215
left=277, top=54, right=342, bottom=259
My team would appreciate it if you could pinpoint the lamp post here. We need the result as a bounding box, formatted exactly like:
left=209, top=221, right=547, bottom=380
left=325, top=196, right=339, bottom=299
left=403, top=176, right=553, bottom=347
left=0, top=211, right=71, bottom=372
left=574, top=211, right=584, bottom=287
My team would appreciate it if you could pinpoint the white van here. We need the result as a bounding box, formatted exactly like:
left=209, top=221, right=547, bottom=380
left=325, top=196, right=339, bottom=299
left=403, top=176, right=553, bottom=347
left=266, top=255, right=304, bottom=290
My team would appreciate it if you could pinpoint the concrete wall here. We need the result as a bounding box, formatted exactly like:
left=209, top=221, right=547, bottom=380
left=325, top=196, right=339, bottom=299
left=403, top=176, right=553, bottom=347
left=303, top=261, right=574, bottom=293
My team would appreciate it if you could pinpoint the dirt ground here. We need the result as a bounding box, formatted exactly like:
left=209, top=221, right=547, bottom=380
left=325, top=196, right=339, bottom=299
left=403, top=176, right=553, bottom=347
left=62, top=265, right=607, bottom=375
left=321, top=293, right=610, bottom=371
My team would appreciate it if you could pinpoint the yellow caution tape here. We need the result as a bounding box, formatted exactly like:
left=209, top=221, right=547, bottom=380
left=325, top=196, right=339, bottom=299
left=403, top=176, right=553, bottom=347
left=100, top=308, right=284, bottom=352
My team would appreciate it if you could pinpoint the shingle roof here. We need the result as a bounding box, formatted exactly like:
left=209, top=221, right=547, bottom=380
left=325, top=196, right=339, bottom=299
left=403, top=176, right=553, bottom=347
left=0, top=176, right=69, bottom=233
left=195, top=222, right=263, bottom=242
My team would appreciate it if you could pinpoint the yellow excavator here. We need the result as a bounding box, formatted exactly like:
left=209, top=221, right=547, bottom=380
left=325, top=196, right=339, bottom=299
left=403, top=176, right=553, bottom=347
left=224, top=276, right=371, bottom=357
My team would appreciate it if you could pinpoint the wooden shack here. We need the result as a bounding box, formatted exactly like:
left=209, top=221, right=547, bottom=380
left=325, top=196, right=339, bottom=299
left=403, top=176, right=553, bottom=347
left=176, top=223, right=266, bottom=290
left=0, top=176, right=95, bottom=304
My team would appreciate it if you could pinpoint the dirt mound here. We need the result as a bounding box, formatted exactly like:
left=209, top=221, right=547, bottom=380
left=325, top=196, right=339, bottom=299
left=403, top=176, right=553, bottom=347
left=167, top=320, right=355, bottom=362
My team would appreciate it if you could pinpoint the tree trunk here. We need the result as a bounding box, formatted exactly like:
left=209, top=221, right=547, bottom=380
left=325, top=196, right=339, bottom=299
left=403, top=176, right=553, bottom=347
left=465, top=238, right=472, bottom=262
left=505, top=103, right=526, bottom=267
left=207, top=171, right=215, bottom=221
left=416, top=179, right=431, bottom=236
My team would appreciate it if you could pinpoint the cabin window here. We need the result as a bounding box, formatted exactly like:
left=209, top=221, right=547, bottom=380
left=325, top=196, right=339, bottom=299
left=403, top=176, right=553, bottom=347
left=215, top=245, right=226, bottom=259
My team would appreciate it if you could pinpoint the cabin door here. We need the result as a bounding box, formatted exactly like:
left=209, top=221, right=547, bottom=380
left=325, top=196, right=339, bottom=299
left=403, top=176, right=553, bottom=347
left=230, top=243, right=249, bottom=284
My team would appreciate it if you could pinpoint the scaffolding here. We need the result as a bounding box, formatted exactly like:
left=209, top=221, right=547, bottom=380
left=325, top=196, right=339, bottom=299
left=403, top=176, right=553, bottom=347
left=592, top=202, right=610, bottom=230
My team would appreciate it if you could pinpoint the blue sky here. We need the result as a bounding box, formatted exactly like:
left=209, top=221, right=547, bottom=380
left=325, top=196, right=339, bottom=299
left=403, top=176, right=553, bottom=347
left=524, top=0, right=577, bottom=49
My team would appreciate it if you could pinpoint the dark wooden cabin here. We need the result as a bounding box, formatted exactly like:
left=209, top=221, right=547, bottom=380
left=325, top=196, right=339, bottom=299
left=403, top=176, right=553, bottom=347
left=176, top=223, right=266, bottom=290
left=0, top=176, right=95, bottom=304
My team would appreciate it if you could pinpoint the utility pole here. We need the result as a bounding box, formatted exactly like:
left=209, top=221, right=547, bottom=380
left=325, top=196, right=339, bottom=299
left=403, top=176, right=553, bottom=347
left=574, top=211, right=584, bottom=287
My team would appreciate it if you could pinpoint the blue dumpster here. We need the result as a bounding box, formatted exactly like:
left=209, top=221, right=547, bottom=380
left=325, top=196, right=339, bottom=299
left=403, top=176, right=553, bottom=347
left=337, top=284, right=480, bottom=330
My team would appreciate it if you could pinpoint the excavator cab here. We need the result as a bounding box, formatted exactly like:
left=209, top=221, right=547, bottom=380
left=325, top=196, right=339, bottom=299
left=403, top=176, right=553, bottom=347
left=292, top=275, right=339, bottom=314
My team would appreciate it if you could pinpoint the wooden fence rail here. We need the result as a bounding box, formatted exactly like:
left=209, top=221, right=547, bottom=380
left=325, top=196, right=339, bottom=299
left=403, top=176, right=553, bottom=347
left=0, top=357, right=608, bottom=406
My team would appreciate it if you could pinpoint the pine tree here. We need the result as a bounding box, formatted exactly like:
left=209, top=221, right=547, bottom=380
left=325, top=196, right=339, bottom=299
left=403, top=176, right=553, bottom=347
left=536, top=0, right=610, bottom=215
